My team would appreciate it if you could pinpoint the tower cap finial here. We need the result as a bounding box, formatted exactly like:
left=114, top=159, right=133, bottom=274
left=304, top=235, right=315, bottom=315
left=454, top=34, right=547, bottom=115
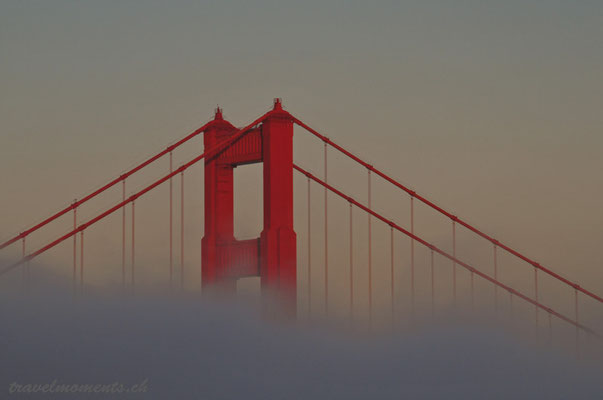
left=273, top=98, right=283, bottom=110
left=214, top=106, right=223, bottom=120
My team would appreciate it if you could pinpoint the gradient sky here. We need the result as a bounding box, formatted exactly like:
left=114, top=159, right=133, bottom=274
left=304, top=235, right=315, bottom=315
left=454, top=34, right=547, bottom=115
left=1, top=1, right=602, bottom=327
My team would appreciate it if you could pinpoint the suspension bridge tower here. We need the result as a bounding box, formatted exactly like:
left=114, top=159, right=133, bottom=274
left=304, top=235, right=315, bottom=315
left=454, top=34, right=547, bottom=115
left=201, top=99, right=297, bottom=316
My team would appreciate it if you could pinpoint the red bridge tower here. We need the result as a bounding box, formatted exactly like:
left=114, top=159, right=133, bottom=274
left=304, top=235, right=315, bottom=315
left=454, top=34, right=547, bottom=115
left=201, top=99, right=297, bottom=316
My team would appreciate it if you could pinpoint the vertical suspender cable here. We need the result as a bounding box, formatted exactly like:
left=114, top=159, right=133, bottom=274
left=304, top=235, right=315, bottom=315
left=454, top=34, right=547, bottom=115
left=21, top=237, right=26, bottom=291
left=122, top=180, right=126, bottom=288
left=431, top=249, right=435, bottom=317
left=307, top=177, right=312, bottom=316
left=575, top=289, right=579, bottom=358
left=73, top=206, right=77, bottom=296
left=535, top=268, right=539, bottom=334
left=26, top=240, right=30, bottom=287
left=452, top=220, right=457, bottom=304
left=169, top=152, right=173, bottom=289
left=494, top=244, right=498, bottom=312
left=410, top=196, right=415, bottom=313
left=349, top=202, right=354, bottom=321
left=80, top=231, right=84, bottom=294
left=131, top=200, right=135, bottom=289
left=324, top=142, right=328, bottom=315
left=471, top=269, right=475, bottom=308
left=390, top=226, right=395, bottom=325
left=368, top=169, right=372, bottom=325
left=180, top=171, right=185, bottom=290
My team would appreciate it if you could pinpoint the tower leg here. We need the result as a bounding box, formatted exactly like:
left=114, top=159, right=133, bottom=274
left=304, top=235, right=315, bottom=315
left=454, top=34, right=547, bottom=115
left=260, top=100, right=297, bottom=317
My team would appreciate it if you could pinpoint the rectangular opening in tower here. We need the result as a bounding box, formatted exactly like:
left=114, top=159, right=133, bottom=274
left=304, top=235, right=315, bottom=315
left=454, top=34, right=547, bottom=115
left=233, top=162, right=263, bottom=240
left=234, top=162, right=263, bottom=297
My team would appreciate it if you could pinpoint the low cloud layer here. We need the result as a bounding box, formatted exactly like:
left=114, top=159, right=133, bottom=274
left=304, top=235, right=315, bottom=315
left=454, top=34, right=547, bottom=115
left=1, top=271, right=602, bottom=400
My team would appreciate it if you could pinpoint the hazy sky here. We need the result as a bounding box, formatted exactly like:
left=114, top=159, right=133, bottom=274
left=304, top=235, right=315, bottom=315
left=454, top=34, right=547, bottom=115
left=1, top=1, right=602, bottom=327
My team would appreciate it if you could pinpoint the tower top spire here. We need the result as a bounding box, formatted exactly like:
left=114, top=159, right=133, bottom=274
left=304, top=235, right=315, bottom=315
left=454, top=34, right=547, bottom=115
left=214, top=106, right=223, bottom=120
left=273, top=98, right=283, bottom=111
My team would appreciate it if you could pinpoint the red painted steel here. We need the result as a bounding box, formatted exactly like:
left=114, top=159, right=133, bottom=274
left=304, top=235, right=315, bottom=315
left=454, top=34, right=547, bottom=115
left=410, top=195, right=415, bottom=311
left=216, top=239, right=260, bottom=279
left=452, top=221, right=457, bottom=303
left=430, top=249, right=435, bottom=317
left=219, top=128, right=263, bottom=166
left=471, top=272, right=475, bottom=307
left=535, top=268, right=539, bottom=328
left=201, top=100, right=297, bottom=316
left=293, top=163, right=600, bottom=337
left=122, top=180, right=126, bottom=288
left=575, top=289, right=579, bottom=356
left=21, top=238, right=26, bottom=289
left=4, top=104, right=600, bottom=336
left=0, top=121, right=214, bottom=250
left=292, top=117, right=603, bottom=305
left=202, top=108, right=238, bottom=292
left=493, top=244, right=498, bottom=310
left=131, top=201, right=135, bottom=288
left=2, top=112, right=269, bottom=276
left=349, top=202, right=354, bottom=320
left=80, top=231, right=84, bottom=291
left=259, top=100, right=297, bottom=315
left=368, top=170, right=372, bottom=324
left=575, top=289, right=579, bottom=322
left=307, top=178, right=312, bottom=315
left=390, top=227, right=395, bottom=323
left=324, top=142, right=328, bottom=315
left=180, top=171, right=184, bottom=290
left=169, top=152, right=173, bottom=289
left=73, top=206, right=77, bottom=295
